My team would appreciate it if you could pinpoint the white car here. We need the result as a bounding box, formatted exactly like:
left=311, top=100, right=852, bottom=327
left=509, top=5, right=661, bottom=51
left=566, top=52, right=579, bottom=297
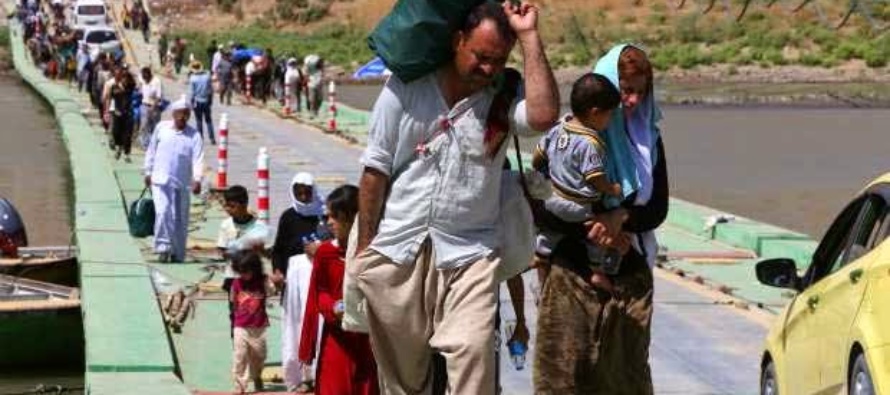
left=80, top=26, right=122, bottom=60
left=71, top=0, right=108, bottom=26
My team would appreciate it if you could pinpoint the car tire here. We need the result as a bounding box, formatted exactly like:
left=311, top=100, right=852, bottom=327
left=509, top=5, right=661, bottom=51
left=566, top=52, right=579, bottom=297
left=761, top=361, right=779, bottom=395
left=850, top=353, right=875, bottom=395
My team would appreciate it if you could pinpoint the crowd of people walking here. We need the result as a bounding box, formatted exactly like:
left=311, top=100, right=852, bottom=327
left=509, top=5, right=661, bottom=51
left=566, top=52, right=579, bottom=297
left=16, top=0, right=671, bottom=393
left=198, top=2, right=668, bottom=394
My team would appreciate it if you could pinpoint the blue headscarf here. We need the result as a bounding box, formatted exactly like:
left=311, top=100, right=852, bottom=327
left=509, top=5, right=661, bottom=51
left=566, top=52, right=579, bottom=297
left=593, top=44, right=662, bottom=205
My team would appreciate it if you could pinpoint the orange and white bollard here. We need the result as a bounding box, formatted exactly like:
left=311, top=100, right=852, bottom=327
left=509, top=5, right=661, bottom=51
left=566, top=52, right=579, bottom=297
left=327, top=80, right=337, bottom=133
left=216, top=113, right=229, bottom=190
left=257, top=147, right=270, bottom=225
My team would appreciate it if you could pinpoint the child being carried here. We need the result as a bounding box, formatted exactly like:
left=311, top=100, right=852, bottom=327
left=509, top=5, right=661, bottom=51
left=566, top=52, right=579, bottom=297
left=532, top=72, right=625, bottom=282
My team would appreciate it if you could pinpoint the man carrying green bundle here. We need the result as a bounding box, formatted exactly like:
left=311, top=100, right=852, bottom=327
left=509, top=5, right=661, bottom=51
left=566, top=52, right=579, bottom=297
left=354, top=1, right=558, bottom=394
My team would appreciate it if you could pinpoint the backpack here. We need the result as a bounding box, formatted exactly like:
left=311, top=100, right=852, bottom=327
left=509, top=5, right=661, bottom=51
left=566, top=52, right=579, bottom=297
left=128, top=188, right=155, bottom=238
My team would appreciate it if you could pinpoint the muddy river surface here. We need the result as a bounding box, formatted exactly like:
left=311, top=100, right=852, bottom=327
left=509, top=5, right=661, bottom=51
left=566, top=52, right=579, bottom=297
left=339, top=84, right=889, bottom=237
left=0, top=75, right=72, bottom=245
left=0, top=73, right=81, bottom=393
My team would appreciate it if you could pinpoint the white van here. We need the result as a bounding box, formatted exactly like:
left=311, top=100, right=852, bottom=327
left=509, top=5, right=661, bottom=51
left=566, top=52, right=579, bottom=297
left=73, top=0, right=108, bottom=26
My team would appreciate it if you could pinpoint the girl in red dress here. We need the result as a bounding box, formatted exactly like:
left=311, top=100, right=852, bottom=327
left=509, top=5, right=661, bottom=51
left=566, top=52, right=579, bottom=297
left=299, top=185, right=379, bottom=395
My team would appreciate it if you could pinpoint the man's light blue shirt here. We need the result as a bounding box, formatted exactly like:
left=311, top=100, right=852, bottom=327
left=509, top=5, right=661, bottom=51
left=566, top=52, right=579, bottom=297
left=361, top=73, right=534, bottom=269
left=188, top=71, right=213, bottom=104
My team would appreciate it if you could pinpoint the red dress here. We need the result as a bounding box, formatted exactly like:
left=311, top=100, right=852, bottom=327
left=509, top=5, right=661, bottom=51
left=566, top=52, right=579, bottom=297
left=299, top=241, right=379, bottom=395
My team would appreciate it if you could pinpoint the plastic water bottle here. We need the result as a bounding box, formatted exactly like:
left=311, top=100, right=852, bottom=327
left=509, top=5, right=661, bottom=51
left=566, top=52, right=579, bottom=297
left=602, top=248, right=623, bottom=275
left=199, top=178, right=211, bottom=203
left=507, top=340, right=527, bottom=371
left=334, top=300, right=345, bottom=315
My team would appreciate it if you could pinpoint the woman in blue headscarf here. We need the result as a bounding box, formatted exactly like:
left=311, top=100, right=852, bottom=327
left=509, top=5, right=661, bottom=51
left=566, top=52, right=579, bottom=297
left=534, top=44, right=668, bottom=394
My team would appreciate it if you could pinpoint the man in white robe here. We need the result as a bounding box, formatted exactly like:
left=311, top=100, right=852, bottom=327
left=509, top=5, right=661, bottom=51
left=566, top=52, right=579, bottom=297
left=143, top=96, right=205, bottom=263
left=283, top=57, right=302, bottom=113
left=211, top=44, right=224, bottom=76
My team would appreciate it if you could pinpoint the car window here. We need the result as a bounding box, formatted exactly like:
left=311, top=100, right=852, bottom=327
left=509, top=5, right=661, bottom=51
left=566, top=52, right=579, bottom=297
left=77, top=5, right=104, bottom=15
left=85, top=31, right=116, bottom=44
left=801, top=196, right=865, bottom=287
left=866, top=209, right=890, bottom=249
left=833, top=194, right=888, bottom=272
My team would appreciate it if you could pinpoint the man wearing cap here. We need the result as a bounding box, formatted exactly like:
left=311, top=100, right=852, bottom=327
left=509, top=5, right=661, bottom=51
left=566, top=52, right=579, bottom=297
left=188, top=60, right=215, bottom=144
left=144, top=96, right=205, bottom=263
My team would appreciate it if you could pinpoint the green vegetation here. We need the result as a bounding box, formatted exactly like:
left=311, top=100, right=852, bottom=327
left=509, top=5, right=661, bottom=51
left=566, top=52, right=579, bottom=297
left=0, top=26, right=9, bottom=49
left=544, top=6, right=889, bottom=71
left=221, top=0, right=331, bottom=25
left=571, top=9, right=890, bottom=71
left=186, top=2, right=890, bottom=71
left=176, top=22, right=371, bottom=68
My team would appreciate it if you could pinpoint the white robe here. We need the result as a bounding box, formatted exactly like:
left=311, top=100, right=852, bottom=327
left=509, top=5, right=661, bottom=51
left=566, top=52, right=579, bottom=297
left=144, top=121, right=204, bottom=261
left=281, top=254, right=321, bottom=389
left=211, top=51, right=223, bottom=75
left=284, top=66, right=301, bottom=111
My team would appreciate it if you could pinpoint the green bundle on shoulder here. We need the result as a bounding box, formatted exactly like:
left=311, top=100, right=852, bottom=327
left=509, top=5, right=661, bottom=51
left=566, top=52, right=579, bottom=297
left=368, top=0, right=488, bottom=83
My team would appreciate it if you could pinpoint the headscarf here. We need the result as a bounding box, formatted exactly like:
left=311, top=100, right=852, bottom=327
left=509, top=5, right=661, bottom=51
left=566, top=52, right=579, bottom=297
left=290, top=172, right=325, bottom=217
left=593, top=44, right=662, bottom=206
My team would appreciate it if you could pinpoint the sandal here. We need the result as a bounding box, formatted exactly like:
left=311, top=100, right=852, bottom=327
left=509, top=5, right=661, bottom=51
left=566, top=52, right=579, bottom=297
left=295, top=380, right=315, bottom=394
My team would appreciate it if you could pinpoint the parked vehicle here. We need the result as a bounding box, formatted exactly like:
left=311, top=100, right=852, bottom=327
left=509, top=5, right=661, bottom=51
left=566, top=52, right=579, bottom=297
left=71, top=0, right=108, bottom=26
left=80, top=26, right=122, bottom=60
left=757, top=172, right=890, bottom=395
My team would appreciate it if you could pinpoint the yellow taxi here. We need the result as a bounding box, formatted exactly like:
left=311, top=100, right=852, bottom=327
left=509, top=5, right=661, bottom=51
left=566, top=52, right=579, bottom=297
left=757, top=173, right=890, bottom=395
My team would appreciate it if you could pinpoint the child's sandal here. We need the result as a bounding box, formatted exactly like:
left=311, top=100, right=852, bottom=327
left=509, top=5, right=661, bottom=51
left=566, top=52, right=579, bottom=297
left=295, top=380, right=315, bottom=394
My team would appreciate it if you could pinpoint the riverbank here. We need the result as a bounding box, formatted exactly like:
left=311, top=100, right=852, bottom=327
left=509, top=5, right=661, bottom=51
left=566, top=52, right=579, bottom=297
left=0, top=18, right=82, bottom=395
left=5, top=14, right=193, bottom=394
left=0, top=26, right=11, bottom=73
left=153, top=0, right=890, bottom=108
left=0, top=55, right=72, bottom=246
left=133, top=0, right=890, bottom=108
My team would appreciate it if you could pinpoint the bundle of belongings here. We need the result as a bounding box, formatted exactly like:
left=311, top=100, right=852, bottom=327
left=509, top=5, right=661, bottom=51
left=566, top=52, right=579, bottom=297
left=368, top=0, right=489, bottom=83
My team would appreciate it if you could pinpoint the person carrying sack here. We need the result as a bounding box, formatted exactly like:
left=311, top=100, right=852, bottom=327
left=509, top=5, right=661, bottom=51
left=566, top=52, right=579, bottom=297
left=354, top=2, right=558, bottom=394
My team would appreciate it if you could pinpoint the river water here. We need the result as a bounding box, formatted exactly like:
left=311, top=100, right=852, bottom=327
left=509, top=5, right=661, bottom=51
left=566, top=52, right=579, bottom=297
left=0, top=68, right=82, bottom=393
left=338, top=83, right=889, bottom=237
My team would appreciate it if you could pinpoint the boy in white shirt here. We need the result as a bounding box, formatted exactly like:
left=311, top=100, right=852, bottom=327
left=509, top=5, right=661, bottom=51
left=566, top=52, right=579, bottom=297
left=217, top=185, right=270, bottom=338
